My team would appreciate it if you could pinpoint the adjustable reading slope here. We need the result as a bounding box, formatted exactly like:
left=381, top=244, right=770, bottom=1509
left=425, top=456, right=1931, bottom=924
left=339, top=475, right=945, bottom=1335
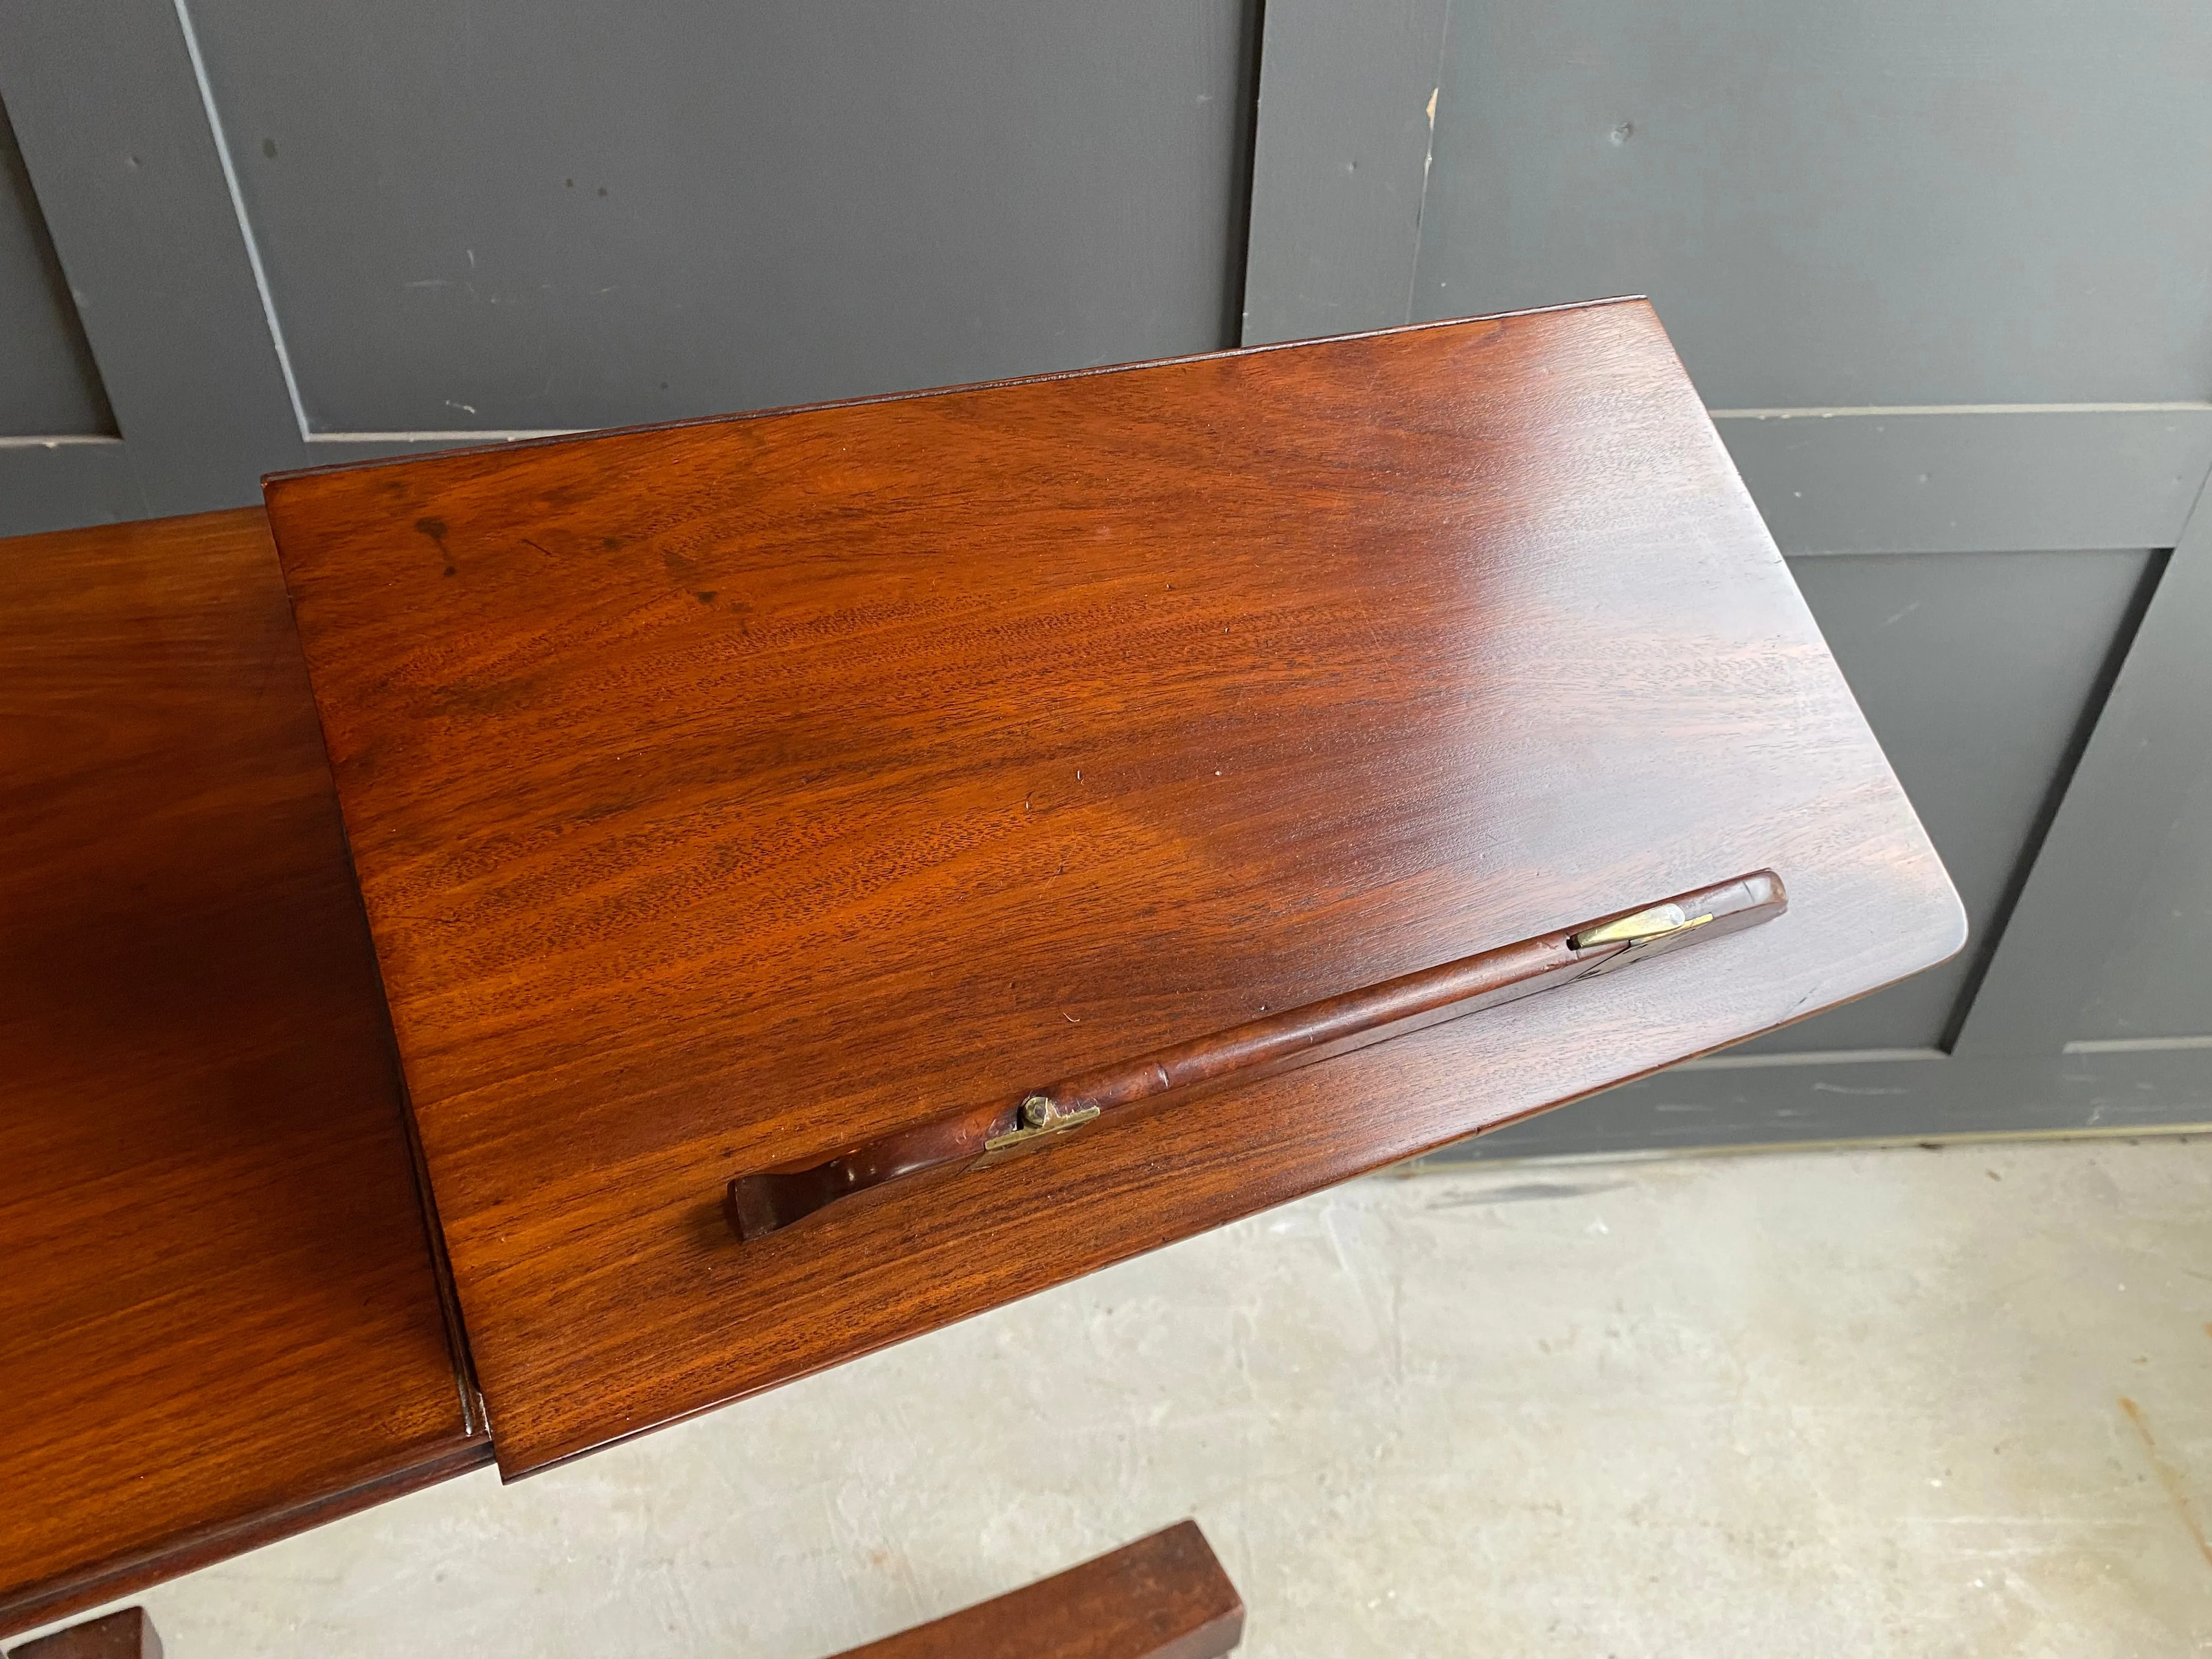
left=263, top=301, right=1963, bottom=1476
left=725, top=872, right=1790, bottom=1240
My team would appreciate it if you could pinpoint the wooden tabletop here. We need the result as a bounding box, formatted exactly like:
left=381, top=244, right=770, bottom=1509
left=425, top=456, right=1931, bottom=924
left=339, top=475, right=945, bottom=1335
left=264, top=300, right=1964, bottom=1476
left=0, top=510, right=488, bottom=1634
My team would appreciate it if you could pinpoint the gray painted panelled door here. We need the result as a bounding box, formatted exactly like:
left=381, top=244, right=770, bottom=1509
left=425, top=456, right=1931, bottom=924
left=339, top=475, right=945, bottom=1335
left=1243, top=0, right=2212, bottom=1154
left=3, top=0, right=2207, bottom=1152
left=0, top=102, right=111, bottom=438
left=0, top=0, right=1260, bottom=527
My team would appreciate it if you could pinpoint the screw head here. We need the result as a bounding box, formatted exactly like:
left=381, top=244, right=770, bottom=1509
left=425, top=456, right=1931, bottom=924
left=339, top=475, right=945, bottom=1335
left=1020, top=1094, right=1055, bottom=1128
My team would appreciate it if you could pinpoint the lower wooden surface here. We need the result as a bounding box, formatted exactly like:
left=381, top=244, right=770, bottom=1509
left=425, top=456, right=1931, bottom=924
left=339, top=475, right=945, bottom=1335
left=833, top=1522, right=1243, bottom=1659
left=0, top=1440, right=491, bottom=1642
left=0, top=510, right=489, bottom=1635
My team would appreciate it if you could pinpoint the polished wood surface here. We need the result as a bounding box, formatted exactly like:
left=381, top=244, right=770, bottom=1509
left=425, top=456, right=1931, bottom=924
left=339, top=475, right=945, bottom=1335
left=830, top=1522, right=1242, bottom=1659
left=7, top=1608, right=161, bottom=1659
left=0, top=510, right=488, bottom=1634
left=728, top=871, right=1786, bottom=1239
left=264, top=300, right=1964, bottom=1475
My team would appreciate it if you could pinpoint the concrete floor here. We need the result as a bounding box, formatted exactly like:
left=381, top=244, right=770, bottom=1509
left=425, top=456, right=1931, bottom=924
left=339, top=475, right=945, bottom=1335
left=25, top=1136, right=2212, bottom=1657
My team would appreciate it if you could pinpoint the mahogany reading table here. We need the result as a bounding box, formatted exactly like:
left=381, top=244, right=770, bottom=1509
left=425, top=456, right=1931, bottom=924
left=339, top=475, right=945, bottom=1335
left=2, top=299, right=1961, bottom=1620
left=264, top=298, right=1962, bottom=1477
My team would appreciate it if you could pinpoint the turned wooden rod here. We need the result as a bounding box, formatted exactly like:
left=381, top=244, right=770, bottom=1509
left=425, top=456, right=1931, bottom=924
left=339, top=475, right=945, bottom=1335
left=726, top=870, right=1786, bottom=1241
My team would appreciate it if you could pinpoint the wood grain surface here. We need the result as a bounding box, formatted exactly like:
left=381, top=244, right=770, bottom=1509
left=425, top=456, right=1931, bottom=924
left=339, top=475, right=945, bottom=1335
left=264, top=300, right=1965, bottom=1476
left=830, top=1521, right=1242, bottom=1659
left=0, top=510, right=488, bottom=1634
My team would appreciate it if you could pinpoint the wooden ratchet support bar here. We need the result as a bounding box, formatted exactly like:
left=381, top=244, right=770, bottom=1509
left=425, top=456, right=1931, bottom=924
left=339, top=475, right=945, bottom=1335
left=725, top=870, right=1787, bottom=1241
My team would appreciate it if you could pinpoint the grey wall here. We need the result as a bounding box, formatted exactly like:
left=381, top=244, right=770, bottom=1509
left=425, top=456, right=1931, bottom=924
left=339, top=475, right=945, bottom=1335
left=1239, top=0, right=2212, bottom=1153
left=0, top=103, right=111, bottom=437
left=4, top=0, right=2208, bottom=1153
left=1406, top=0, right=2212, bottom=409
left=189, top=0, right=1256, bottom=435
left=0, top=0, right=1259, bottom=524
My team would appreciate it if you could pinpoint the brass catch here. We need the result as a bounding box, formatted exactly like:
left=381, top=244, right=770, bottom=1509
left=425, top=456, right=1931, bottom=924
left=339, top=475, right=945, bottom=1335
left=1568, top=901, right=1711, bottom=951
left=983, top=1093, right=1102, bottom=1152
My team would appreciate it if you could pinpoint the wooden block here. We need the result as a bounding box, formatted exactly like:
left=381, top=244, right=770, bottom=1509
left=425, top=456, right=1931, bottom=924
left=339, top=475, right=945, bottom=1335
left=0, top=511, right=488, bottom=1635
left=263, top=301, right=1963, bottom=1474
left=7, top=1606, right=160, bottom=1658
left=830, top=1522, right=1242, bottom=1659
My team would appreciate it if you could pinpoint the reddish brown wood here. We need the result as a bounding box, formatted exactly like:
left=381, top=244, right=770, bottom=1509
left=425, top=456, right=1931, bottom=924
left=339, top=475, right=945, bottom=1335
left=729, top=870, right=1786, bottom=1239
left=828, top=1522, right=1242, bottom=1659
left=0, top=510, right=489, bottom=1636
left=263, top=300, right=1964, bottom=1476
left=7, top=1607, right=162, bottom=1659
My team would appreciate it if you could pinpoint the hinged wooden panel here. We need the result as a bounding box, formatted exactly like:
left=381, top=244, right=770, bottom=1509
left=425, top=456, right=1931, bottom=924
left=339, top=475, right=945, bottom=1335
left=263, top=301, right=1963, bottom=1475
left=0, top=510, right=486, bottom=1634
